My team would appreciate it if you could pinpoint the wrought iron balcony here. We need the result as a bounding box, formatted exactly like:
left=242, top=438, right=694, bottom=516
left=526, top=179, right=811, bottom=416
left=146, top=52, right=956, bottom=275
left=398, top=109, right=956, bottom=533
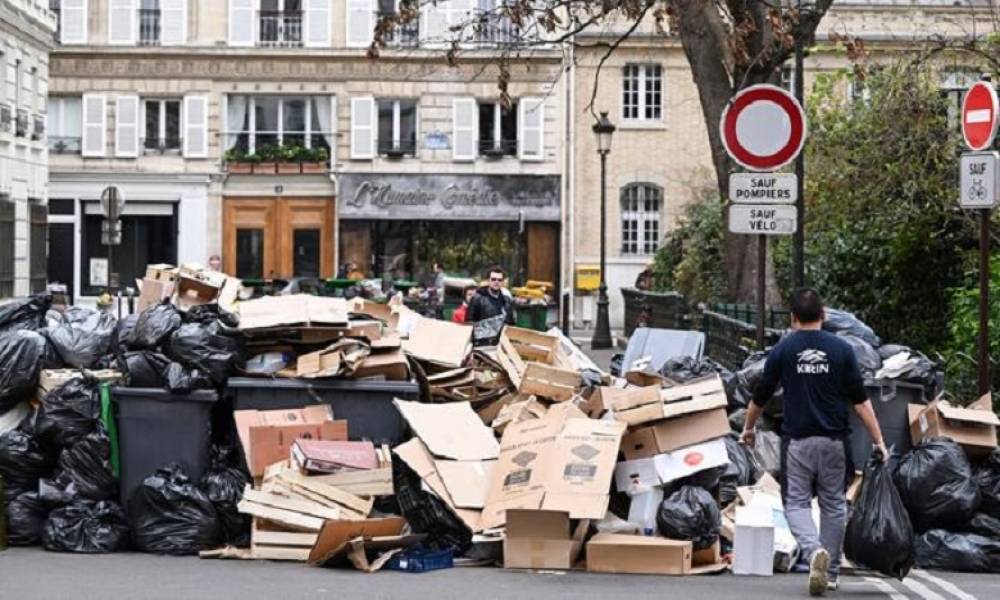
left=138, top=9, right=161, bottom=46
left=258, top=10, right=303, bottom=47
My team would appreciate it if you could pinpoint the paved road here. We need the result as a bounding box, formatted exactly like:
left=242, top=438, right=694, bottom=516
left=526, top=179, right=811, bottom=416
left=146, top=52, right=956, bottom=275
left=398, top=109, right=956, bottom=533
left=0, top=548, right=996, bottom=600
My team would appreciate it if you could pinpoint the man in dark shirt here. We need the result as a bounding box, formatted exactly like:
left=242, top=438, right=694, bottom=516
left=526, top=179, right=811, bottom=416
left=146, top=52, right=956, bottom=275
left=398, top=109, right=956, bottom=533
left=465, top=265, right=515, bottom=346
left=741, top=288, right=887, bottom=596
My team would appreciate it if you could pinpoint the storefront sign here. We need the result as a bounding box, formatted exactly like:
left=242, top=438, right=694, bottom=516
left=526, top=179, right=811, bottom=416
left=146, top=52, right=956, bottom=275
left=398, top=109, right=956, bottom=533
left=338, top=174, right=561, bottom=221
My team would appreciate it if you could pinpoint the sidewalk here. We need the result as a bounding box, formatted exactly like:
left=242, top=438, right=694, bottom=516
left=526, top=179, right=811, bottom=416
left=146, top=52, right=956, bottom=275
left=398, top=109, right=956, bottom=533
left=569, top=328, right=624, bottom=372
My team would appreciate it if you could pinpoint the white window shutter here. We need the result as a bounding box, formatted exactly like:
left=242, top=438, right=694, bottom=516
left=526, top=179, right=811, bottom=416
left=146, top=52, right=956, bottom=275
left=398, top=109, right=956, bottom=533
left=346, top=0, right=374, bottom=48
left=350, top=96, right=375, bottom=159
left=108, top=0, right=137, bottom=45
left=160, top=0, right=187, bottom=46
left=81, top=93, right=106, bottom=157
left=452, top=98, right=476, bottom=161
left=304, top=0, right=331, bottom=47
left=229, top=0, right=255, bottom=47
left=518, top=97, right=544, bottom=161
left=449, top=0, right=474, bottom=44
left=183, top=95, right=208, bottom=158
left=114, top=95, right=139, bottom=157
left=420, top=2, right=447, bottom=47
left=60, top=0, right=88, bottom=44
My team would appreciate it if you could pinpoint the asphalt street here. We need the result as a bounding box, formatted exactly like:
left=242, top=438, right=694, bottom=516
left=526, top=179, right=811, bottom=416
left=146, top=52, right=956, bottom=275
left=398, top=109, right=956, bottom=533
left=0, top=548, right=997, bottom=600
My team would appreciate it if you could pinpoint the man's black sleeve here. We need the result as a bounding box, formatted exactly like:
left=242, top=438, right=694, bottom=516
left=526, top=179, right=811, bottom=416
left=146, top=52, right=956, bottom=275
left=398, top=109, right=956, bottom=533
left=842, top=348, right=868, bottom=404
left=466, top=297, right=480, bottom=323
left=751, top=347, right=783, bottom=408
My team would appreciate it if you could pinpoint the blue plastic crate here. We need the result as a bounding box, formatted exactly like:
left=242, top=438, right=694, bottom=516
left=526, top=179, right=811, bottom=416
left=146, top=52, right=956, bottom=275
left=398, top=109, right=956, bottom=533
left=386, top=547, right=454, bottom=573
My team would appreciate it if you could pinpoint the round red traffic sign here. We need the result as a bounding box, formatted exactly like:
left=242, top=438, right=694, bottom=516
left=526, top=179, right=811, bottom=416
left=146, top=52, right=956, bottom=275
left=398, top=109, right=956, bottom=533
left=720, top=85, right=807, bottom=172
left=962, top=81, right=999, bottom=151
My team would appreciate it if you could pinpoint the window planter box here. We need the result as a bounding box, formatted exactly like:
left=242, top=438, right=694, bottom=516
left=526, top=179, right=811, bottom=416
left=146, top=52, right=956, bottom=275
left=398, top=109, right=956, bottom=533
left=277, top=162, right=301, bottom=174
left=301, top=161, right=327, bottom=174
left=254, top=162, right=277, bottom=174
left=227, top=162, right=254, bottom=174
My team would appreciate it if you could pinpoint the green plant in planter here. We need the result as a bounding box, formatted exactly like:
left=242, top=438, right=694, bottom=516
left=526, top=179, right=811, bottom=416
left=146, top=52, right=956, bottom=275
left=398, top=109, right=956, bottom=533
left=304, top=146, right=329, bottom=162
left=256, top=144, right=280, bottom=162
left=243, top=151, right=261, bottom=163
left=279, top=144, right=304, bottom=162
left=223, top=148, right=245, bottom=163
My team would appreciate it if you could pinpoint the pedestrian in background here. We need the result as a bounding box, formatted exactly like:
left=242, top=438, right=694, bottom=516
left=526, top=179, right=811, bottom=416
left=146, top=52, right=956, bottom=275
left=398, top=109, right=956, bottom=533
left=740, top=288, right=888, bottom=596
left=452, top=286, right=477, bottom=324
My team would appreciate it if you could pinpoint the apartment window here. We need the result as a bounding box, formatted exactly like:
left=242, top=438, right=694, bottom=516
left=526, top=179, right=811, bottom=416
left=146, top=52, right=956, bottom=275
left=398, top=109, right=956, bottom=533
left=478, top=101, right=516, bottom=156
left=228, top=95, right=332, bottom=153
left=50, top=0, right=61, bottom=42
left=15, top=108, right=28, bottom=137
left=48, top=96, right=82, bottom=153
left=29, top=203, right=48, bottom=293
left=474, top=0, right=517, bottom=45
left=941, top=71, right=978, bottom=133
left=259, top=0, right=303, bottom=47
left=377, top=99, right=417, bottom=157
left=620, top=183, right=662, bottom=255
left=0, top=199, right=13, bottom=298
left=139, top=0, right=162, bottom=45
left=143, top=99, right=180, bottom=152
left=379, top=0, right=418, bottom=47
left=622, top=64, right=663, bottom=121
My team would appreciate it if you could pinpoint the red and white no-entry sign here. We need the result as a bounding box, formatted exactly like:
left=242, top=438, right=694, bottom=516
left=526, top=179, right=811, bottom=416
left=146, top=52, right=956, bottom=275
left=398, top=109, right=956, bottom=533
left=962, top=81, right=999, bottom=152
left=720, top=85, right=807, bottom=172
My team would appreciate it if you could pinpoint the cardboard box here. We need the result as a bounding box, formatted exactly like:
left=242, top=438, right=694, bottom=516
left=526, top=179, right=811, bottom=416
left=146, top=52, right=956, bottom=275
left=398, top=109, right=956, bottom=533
left=137, top=264, right=178, bottom=312
left=234, top=406, right=348, bottom=477
left=614, top=376, right=728, bottom=427
left=238, top=294, right=350, bottom=331
left=620, top=408, right=731, bottom=461
left=503, top=509, right=586, bottom=570
left=173, top=264, right=228, bottom=311
left=518, top=362, right=583, bottom=402
left=910, top=396, right=999, bottom=456
left=401, top=316, right=472, bottom=368
left=482, top=403, right=626, bottom=529
left=693, top=540, right=722, bottom=567
left=393, top=399, right=499, bottom=461
left=732, top=505, right=775, bottom=576
left=350, top=347, right=409, bottom=382
left=308, top=516, right=425, bottom=571
left=291, top=439, right=378, bottom=474
left=614, top=437, right=730, bottom=496
left=296, top=339, right=370, bottom=379
left=586, top=534, right=693, bottom=575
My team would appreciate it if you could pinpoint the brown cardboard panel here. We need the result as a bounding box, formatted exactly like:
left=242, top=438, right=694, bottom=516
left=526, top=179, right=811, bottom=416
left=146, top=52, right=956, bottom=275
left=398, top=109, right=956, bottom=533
left=518, top=362, right=583, bottom=402
left=503, top=509, right=577, bottom=570
left=605, top=386, right=662, bottom=412
left=234, top=406, right=348, bottom=477
left=296, top=339, right=369, bottom=378
left=307, top=516, right=407, bottom=565
left=401, top=316, right=473, bottom=368
left=911, top=400, right=999, bottom=454
left=392, top=438, right=483, bottom=532
left=350, top=349, right=410, bottom=381
left=239, top=294, right=350, bottom=330
left=586, top=534, right=693, bottom=575
left=624, top=371, right=665, bottom=388
left=394, top=399, right=499, bottom=461
left=620, top=408, right=731, bottom=460
left=433, top=460, right=495, bottom=509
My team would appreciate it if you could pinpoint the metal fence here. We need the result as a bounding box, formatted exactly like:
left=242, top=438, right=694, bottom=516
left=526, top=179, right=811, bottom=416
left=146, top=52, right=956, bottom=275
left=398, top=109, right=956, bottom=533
left=709, top=303, right=791, bottom=330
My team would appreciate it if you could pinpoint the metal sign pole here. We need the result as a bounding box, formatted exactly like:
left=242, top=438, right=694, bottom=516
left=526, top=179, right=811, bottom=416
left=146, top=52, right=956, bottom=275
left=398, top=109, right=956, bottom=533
left=979, top=208, right=991, bottom=395
left=757, top=234, right=766, bottom=349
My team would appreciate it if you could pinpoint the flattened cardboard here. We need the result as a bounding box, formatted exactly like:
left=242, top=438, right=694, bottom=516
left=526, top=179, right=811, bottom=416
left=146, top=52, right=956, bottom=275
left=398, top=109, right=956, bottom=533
left=239, top=294, right=350, bottom=330
left=434, top=460, right=495, bottom=509
left=624, top=371, right=665, bottom=388
left=910, top=398, right=999, bottom=454
left=291, top=439, right=379, bottom=473
left=296, top=339, right=370, bottom=378
left=492, top=396, right=548, bottom=434
left=620, top=408, right=731, bottom=460
left=518, top=362, right=583, bottom=401
left=614, top=437, right=730, bottom=495
left=586, top=534, right=692, bottom=575
left=401, top=316, right=472, bottom=368
left=308, top=516, right=416, bottom=567
left=392, top=438, right=483, bottom=532
left=350, top=348, right=409, bottom=381
left=394, top=399, right=499, bottom=461
left=234, top=406, right=348, bottom=477
left=503, top=509, right=586, bottom=570
left=482, top=403, right=626, bottom=529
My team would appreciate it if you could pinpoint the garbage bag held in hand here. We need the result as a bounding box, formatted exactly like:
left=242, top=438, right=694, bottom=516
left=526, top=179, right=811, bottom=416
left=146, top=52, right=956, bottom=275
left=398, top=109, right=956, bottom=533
left=0, top=330, right=52, bottom=413
left=823, top=308, right=881, bottom=347
left=752, top=430, right=782, bottom=481
left=128, top=463, right=221, bottom=555
left=57, top=427, right=116, bottom=501
left=656, top=485, right=721, bottom=550
left=199, top=445, right=251, bottom=547
left=719, top=434, right=757, bottom=505
left=6, top=491, right=48, bottom=546
left=894, top=438, right=981, bottom=532
left=167, top=321, right=245, bottom=386
left=0, top=294, right=51, bottom=334
left=124, top=302, right=181, bottom=350
left=837, top=334, right=882, bottom=375
left=35, top=378, right=101, bottom=450
left=0, top=426, right=55, bottom=502
left=915, top=530, right=1000, bottom=573
left=975, top=449, right=1000, bottom=519
left=46, top=306, right=117, bottom=369
left=41, top=500, right=129, bottom=553
left=844, top=454, right=915, bottom=580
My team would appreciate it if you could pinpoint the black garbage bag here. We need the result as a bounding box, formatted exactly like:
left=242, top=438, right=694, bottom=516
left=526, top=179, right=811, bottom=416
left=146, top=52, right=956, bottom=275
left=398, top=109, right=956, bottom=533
left=656, top=486, right=721, bottom=550
left=128, top=463, right=221, bottom=555
left=112, top=313, right=138, bottom=352
left=843, top=454, right=915, bottom=579
left=823, top=308, right=881, bottom=347
left=0, top=426, right=55, bottom=502
left=659, top=357, right=719, bottom=383
left=41, top=500, right=129, bottom=553
left=46, top=306, right=117, bottom=369
left=0, top=330, right=52, bottom=413
left=124, top=302, right=182, bottom=350
left=38, top=470, right=82, bottom=506
left=965, top=513, right=1000, bottom=540
left=737, top=353, right=783, bottom=418
left=0, top=294, right=51, bottom=334
left=184, top=304, right=240, bottom=329
left=6, top=491, right=48, bottom=546
left=975, top=449, right=1000, bottom=519
left=894, top=438, right=981, bottom=532
left=392, top=451, right=472, bottom=553
left=164, top=362, right=212, bottom=393
left=719, top=434, right=757, bottom=505
left=915, top=530, right=1000, bottom=573
left=729, top=408, right=747, bottom=433
left=837, top=334, right=882, bottom=376
left=752, top=429, right=782, bottom=481
left=199, top=445, right=251, bottom=547
left=877, top=344, right=911, bottom=360
left=663, top=466, right=727, bottom=500
left=122, top=350, right=172, bottom=387
left=35, top=377, right=101, bottom=450
left=57, top=427, right=116, bottom=501
left=609, top=353, right=624, bottom=377
left=167, top=321, right=245, bottom=386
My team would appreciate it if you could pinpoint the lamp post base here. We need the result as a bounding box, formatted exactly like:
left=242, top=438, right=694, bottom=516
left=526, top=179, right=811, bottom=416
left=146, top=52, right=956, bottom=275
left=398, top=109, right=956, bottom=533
left=591, top=290, right=613, bottom=350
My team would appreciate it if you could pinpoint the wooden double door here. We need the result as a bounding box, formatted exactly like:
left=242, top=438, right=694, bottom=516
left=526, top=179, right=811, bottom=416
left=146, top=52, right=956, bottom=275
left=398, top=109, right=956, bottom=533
left=223, top=197, right=335, bottom=280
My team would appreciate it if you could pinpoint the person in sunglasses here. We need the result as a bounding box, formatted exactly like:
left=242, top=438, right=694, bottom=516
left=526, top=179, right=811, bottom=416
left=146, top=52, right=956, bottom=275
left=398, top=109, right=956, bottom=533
left=465, top=265, right=515, bottom=336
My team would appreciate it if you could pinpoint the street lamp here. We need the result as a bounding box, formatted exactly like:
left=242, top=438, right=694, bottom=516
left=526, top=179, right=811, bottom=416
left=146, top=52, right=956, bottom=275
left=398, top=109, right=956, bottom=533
left=591, top=112, right=615, bottom=350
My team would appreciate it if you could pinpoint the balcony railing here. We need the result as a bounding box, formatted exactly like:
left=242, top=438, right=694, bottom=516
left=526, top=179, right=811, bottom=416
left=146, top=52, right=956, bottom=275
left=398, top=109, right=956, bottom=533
left=32, top=115, right=44, bottom=140
left=142, top=136, right=182, bottom=153
left=138, top=9, right=161, bottom=46
left=377, top=138, right=417, bottom=158
left=258, top=10, right=302, bottom=47
left=478, top=138, right=517, bottom=157
left=473, top=13, right=519, bottom=46
left=379, top=12, right=419, bottom=47
left=0, top=103, right=11, bottom=133
left=15, top=109, right=29, bottom=137
left=48, top=136, right=82, bottom=154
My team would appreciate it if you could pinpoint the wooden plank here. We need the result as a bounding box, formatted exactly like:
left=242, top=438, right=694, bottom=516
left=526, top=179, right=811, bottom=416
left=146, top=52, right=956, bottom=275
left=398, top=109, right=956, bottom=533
left=276, top=471, right=374, bottom=516
left=249, top=546, right=312, bottom=561
left=308, top=467, right=394, bottom=497
left=253, top=530, right=319, bottom=547
left=270, top=480, right=339, bottom=509
left=242, top=486, right=345, bottom=521
left=236, top=499, right=323, bottom=532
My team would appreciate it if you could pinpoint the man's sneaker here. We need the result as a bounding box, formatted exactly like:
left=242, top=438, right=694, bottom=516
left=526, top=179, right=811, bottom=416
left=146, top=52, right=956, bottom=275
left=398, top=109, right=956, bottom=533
left=827, top=578, right=839, bottom=592
left=808, top=549, right=830, bottom=597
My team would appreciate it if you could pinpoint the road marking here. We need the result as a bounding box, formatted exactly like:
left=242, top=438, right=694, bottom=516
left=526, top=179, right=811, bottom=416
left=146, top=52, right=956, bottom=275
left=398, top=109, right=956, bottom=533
left=900, top=577, right=947, bottom=600
left=911, top=569, right=978, bottom=600
left=967, top=109, right=992, bottom=124
left=863, top=576, right=909, bottom=600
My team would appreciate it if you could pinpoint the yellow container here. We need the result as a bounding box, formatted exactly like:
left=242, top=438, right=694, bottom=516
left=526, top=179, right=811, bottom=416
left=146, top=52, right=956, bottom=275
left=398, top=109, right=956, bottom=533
left=575, top=266, right=601, bottom=292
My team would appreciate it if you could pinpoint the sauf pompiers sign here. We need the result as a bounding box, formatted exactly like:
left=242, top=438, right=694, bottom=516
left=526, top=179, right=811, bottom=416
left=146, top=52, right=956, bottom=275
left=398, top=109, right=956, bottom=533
left=337, top=174, right=561, bottom=221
